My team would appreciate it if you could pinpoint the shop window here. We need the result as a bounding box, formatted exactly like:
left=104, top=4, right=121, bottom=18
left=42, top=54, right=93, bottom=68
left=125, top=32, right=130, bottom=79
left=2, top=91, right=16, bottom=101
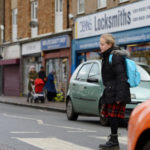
left=46, top=58, right=69, bottom=96
left=98, top=0, right=106, bottom=9
left=77, top=0, right=84, bottom=14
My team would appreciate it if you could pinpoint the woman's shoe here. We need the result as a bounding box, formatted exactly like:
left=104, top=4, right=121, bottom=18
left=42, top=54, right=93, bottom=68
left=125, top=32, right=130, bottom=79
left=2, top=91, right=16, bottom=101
left=99, top=134, right=120, bottom=150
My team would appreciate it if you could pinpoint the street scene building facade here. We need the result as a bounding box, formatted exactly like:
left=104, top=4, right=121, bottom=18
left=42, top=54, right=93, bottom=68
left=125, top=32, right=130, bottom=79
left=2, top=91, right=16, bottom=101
left=71, top=0, right=150, bottom=72
left=0, top=0, right=150, bottom=98
left=0, top=0, right=73, bottom=97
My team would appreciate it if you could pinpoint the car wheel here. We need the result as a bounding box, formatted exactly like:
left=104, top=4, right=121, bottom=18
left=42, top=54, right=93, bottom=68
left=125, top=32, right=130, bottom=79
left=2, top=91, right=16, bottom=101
left=99, top=105, right=109, bottom=126
left=143, top=140, right=150, bottom=150
left=66, top=99, right=78, bottom=121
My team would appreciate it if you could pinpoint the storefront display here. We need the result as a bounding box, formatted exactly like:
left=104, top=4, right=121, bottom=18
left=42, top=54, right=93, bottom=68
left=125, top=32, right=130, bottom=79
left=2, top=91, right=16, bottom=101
left=41, top=34, right=71, bottom=100
left=22, top=41, right=42, bottom=95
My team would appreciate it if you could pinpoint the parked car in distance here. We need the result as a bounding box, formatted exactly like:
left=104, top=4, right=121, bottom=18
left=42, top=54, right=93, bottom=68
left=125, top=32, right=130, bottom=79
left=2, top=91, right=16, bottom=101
left=66, top=59, right=150, bottom=125
left=128, top=99, right=150, bottom=150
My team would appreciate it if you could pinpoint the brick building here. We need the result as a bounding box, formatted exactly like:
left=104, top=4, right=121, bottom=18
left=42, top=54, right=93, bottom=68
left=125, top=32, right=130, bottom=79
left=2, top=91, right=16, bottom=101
left=1, top=0, right=73, bottom=97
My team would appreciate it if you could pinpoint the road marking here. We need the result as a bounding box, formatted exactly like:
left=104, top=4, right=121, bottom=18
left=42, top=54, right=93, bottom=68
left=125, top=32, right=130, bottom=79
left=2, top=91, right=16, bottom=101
left=37, top=120, right=44, bottom=125
left=67, top=130, right=96, bottom=133
left=89, top=136, right=127, bottom=145
left=3, top=113, right=44, bottom=125
left=10, top=131, right=40, bottom=134
left=12, top=137, right=94, bottom=150
left=3, top=113, right=96, bottom=133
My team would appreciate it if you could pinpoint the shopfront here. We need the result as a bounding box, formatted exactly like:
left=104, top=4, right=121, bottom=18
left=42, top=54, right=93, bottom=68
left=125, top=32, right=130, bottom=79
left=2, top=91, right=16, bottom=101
left=41, top=34, right=71, bottom=98
left=72, top=0, right=150, bottom=73
left=22, top=40, right=42, bottom=95
left=0, top=44, right=21, bottom=96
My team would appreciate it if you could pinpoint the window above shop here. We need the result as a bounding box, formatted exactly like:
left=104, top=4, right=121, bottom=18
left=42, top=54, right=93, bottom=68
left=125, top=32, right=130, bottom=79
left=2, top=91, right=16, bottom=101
left=98, top=0, right=106, bottom=9
left=31, top=1, right=38, bottom=21
left=77, top=0, right=85, bottom=14
left=12, top=8, right=17, bottom=25
left=12, top=8, right=18, bottom=41
left=119, top=0, right=129, bottom=3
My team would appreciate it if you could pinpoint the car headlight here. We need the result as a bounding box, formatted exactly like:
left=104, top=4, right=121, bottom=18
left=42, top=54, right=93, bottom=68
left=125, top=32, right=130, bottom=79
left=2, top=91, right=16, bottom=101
left=131, top=93, right=136, bottom=99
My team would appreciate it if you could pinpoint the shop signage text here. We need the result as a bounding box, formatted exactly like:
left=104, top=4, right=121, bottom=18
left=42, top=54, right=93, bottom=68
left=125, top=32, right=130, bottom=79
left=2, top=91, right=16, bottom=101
left=75, top=0, right=150, bottom=39
left=41, top=35, right=70, bottom=51
left=22, top=41, right=41, bottom=55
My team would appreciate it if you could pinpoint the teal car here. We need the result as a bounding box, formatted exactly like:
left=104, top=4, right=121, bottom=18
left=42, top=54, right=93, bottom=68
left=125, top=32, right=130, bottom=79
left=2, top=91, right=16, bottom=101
left=66, top=60, right=150, bottom=125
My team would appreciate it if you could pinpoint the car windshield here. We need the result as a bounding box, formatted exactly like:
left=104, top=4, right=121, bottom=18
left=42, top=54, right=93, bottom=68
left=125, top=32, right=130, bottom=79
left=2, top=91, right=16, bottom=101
left=137, top=64, right=150, bottom=81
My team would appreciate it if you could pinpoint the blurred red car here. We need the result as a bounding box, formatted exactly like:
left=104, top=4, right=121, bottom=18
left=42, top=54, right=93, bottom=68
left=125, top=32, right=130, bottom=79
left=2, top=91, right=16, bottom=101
left=128, top=100, right=150, bottom=150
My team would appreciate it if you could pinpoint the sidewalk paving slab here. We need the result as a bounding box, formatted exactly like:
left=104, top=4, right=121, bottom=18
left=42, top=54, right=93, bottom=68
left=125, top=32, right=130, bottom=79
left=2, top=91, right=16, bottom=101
left=0, top=96, right=66, bottom=113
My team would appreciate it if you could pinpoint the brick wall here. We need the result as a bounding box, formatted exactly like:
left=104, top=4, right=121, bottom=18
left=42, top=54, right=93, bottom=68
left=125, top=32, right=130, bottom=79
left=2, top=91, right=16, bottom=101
left=0, top=0, right=4, bottom=43
left=5, top=0, right=11, bottom=42
left=4, top=0, right=72, bottom=42
left=38, top=0, right=54, bottom=34
left=18, top=0, right=31, bottom=39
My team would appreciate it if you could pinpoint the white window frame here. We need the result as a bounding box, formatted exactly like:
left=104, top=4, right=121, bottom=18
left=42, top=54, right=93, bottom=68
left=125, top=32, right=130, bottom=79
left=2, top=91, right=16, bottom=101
left=77, top=0, right=84, bottom=14
left=12, top=8, right=17, bottom=26
left=31, top=1, right=38, bottom=21
left=12, top=8, right=18, bottom=41
left=98, top=0, right=106, bottom=9
left=120, top=0, right=129, bottom=3
left=55, top=0, right=63, bottom=13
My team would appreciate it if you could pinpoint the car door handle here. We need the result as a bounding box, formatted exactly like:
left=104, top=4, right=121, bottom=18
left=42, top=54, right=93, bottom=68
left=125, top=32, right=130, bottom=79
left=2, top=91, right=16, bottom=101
left=83, top=86, right=87, bottom=89
left=73, top=83, right=76, bottom=86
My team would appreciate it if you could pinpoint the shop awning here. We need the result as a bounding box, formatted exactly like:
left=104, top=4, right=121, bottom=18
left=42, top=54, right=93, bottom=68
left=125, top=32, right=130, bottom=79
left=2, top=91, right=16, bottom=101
left=0, top=59, right=20, bottom=65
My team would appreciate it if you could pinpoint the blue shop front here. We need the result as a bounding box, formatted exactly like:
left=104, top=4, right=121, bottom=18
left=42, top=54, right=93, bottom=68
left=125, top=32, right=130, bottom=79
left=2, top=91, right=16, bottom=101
left=72, top=0, right=150, bottom=73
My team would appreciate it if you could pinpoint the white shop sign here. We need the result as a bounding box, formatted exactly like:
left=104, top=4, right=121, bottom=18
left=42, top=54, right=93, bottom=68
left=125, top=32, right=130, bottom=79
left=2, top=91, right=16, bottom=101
left=3, top=44, right=20, bottom=59
left=22, top=41, right=41, bottom=55
left=75, top=0, right=150, bottom=39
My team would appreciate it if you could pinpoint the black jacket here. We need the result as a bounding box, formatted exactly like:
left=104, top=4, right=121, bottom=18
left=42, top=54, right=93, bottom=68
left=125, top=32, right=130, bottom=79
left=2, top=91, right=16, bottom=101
left=38, top=71, right=46, bottom=81
left=100, top=47, right=131, bottom=104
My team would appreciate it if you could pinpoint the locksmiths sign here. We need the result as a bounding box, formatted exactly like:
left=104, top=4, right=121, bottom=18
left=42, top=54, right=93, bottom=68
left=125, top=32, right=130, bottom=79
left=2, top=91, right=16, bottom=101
left=75, top=0, right=150, bottom=39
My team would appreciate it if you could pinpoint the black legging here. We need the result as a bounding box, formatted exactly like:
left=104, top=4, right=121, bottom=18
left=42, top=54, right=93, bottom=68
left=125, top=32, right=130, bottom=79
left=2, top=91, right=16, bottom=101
left=47, top=92, right=56, bottom=101
left=109, top=117, right=119, bottom=135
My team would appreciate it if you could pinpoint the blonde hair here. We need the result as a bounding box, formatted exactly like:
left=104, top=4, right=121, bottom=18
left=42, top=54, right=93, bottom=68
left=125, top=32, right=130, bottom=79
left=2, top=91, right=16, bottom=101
left=100, top=34, right=115, bottom=47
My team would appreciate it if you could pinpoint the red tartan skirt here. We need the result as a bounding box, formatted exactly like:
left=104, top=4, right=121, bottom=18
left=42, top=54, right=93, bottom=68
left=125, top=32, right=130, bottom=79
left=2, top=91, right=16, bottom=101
left=101, top=104, right=126, bottom=118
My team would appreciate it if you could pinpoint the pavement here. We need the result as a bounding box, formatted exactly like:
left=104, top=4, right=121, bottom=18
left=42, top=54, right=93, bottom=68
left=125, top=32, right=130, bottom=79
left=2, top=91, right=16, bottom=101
left=0, top=96, right=66, bottom=113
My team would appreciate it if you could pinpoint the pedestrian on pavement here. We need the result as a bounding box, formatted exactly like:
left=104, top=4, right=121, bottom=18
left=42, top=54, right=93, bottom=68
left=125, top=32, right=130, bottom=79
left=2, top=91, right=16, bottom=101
left=99, top=33, right=131, bottom=149
left=27, top=65, right=38, bottom=102
left=38, top=66, right=46, bottom=82
left=44, top=70, right=57, bottom=101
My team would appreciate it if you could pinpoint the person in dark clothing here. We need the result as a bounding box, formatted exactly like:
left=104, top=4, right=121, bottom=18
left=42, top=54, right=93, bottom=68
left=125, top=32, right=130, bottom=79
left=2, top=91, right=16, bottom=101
left=44, top=70, right=57, bottom=101
left=38, top=66, right=46, bottom=82
left=99, top=34, right=131, bottom=150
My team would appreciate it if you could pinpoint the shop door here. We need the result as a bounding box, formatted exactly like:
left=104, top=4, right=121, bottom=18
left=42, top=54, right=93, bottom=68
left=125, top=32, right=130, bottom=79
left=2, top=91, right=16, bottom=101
left=55, top=0, right=63, bottom=32
left=0, top=66, right=2, bottom=95
left=4, top=65, right=20, bottom=96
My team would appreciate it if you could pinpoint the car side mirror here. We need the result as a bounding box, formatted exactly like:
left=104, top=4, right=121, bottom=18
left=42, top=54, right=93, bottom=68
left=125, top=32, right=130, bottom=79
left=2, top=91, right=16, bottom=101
left=87, top=78, right=99, bottom=83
